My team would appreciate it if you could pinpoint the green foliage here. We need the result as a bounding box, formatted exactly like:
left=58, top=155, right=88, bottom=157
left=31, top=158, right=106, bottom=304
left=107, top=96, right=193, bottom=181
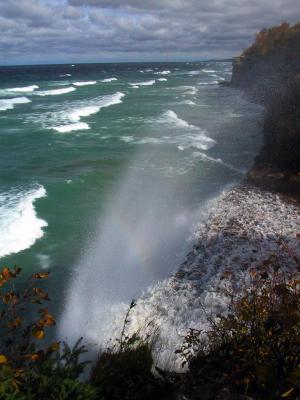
left=0, top=266, right=97, bottom=400
left=90, top=300, right=172, bottom=400
left=177, top=265, right=300, bottom=399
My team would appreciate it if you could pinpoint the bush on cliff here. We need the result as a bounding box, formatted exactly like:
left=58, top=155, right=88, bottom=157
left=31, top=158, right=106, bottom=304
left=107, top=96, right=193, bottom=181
left=1, top=263, right=300, bottom=400
left=243, top=22, right=300, bottom=57
left=177, top=262, right=300, bottom=399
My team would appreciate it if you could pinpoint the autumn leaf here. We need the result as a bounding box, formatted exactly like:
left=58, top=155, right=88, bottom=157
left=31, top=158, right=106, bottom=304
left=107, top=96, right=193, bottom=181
left=0, top=354, right=8, bottom=364
left=32, top=329, right=45, bottom=340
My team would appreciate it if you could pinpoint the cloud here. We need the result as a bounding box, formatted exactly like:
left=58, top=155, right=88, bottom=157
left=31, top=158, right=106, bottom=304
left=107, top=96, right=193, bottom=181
left=0, top=0, right=299, bottom=64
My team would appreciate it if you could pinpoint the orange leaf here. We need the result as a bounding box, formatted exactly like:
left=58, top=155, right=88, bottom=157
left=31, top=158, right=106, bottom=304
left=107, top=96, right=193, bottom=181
left=0, top=355, right=7, bottom=364
left=33, top=329, right=45, bottom=340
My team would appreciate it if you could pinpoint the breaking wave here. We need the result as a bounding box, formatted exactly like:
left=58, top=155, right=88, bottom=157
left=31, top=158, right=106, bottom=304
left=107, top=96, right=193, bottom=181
left=53, top=91, right=125, bottom=132
left=6, top=85, right=39, bottom=93
left=73, top=81, right=97, bottom=86
left=0, top=185, right=47, bottom=258
left=101, top=78, right=118, bottom=82
left=0, top=97, right=31, bottom=111
left=35, top=87, right=76, bottom=96
left=130, top=80, right=156, bottom=88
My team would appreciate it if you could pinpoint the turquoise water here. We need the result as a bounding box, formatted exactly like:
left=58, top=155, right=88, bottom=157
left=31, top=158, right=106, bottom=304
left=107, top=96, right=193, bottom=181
left=0, top=62, right=263, bottom=333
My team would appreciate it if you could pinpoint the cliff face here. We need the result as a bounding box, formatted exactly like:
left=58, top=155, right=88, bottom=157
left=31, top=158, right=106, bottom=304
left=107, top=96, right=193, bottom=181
left=230, top=23, right=300, bottom=192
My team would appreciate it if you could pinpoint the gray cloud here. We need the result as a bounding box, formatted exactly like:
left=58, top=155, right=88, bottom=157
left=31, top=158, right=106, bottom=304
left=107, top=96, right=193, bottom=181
left=0, top=0, right=299, bottom=64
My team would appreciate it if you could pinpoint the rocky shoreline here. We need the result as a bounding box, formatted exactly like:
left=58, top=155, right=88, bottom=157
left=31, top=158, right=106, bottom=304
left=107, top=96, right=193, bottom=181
left=127, top=23, right=300, bottom=370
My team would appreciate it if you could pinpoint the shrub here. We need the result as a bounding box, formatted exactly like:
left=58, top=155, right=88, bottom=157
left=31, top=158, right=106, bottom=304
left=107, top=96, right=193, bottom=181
left=178, top=266, right=300, bottom=399
left=0, top=266, right=97, bottom=400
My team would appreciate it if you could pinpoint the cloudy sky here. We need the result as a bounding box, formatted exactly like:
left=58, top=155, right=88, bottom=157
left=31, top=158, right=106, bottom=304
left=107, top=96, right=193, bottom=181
left=0, top=0, right=299, bottom=65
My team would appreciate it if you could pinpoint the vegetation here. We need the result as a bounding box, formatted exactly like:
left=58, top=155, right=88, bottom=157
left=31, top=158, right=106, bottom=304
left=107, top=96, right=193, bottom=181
left=0, top=264, right=300, bottom=399
left=243, top=22, right=300, bottom=57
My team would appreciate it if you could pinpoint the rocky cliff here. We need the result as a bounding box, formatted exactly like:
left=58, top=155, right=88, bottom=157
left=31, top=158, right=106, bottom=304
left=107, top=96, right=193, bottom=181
left=229, top=22, right=300, bottom=193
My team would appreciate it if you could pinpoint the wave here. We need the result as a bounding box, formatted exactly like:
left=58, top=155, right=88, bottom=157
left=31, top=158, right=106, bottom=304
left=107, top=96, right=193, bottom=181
left=154, top=70, right=171, bottom=75
left=192, top=152, right=245, bottom=174
left=101, top=78, right=118, bottom=83
left=53, top=122, right=90, bottom=133
left=187, top=70, right=201, bottom=75
left=35, top=87, right=76, bottom=96
left=182, top=100, right=196, bottom=105
left=60, top=74, right=72, bottom=77
left=198, top=81, right=219, bottom=86
left=202, top=69, right=216, bottom=73
left=0, top=185, right=47, bottom=258
left=6, top=85, right=39, bottom=93
left=0, top=97, right=31, bottom=111
left=159, top=110, right=215, bottom=150
left=73, top=81, right=97, bottom=86
left=120, top=111, right=215, bottom=151
left=157, top=78, right=167, bottom=82
left=52, top=92, right=125, bottom=132
left=130, top=80, right=155, bottom=88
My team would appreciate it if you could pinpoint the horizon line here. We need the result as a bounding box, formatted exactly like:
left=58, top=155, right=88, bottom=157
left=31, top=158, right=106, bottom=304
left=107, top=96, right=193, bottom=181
left=0, top=58, right=233, bottom=68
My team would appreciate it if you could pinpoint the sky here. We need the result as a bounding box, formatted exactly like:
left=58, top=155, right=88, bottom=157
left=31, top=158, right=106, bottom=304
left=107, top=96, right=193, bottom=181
left=0, top=0, right=299, bottom=65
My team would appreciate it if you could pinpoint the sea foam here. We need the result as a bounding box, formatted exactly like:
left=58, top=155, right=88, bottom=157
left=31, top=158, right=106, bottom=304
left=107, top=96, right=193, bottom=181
left=154, top=70, right=171, bottom=75
left=0, top=185, right=47, bottom=258
left=35, top=87, right=76, bottom=96
left=0, top=97, right=31, bottom=111
left=73, top=81, right=97, bottom=86
left=130, top=80, right=156, bottom=88
left=6, top=85, right=39, bottom=93
left=101, top=78, right=118, bottom=82
left=53, top=92, right=125, bottom=132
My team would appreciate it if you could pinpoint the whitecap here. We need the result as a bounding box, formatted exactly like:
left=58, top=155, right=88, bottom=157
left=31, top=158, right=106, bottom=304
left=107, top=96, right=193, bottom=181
left=187, top=70, right=201, bottom=75
left=101, top=78, right=118, bottom=83
left=35, top=87, right=76, bottom=96
left=198, top=81, right=219, bottom=86
left=73, top=81, right=97, bottom=86
left=6, top=85, right=39, bottom=93
left=192, top=152, right=244, bottom=173
left=157, top=78, right=167, bottom=82
left=60, top=74, right=72, bottom=77
left=52, top=92, right=125, bottom=132
left=120, top=110, right=215, bottom=151
left=0, top=185, right=47, bottom=258
left=130, top=80, right=155, bottom=88
left=0, top=97, right=31, bottom=111
left=53, top=122, right=90, bottom=133
left=154, top=70, right=171, bottom=75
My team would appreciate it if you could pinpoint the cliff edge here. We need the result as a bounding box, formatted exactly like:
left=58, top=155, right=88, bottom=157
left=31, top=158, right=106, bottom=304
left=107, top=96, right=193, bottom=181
left=229, top=22, right=300, bottom=194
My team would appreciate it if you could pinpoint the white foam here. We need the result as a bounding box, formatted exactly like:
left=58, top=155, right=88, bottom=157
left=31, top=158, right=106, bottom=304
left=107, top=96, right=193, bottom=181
left=157, top=78, right=167, bottom=82
left=192, top=152, right=244, bottom=174
left=52, top=92, right=125, bottom=132
left=6, top=85, right=39, bottom=93
left=130, top=80, right=155, bottom=88
left=35, top=87, right=76, bottom=96
left=188, top=70, right=201, bottom=75
left=104, top=186, right=300, bottom=370
left=60, top=74, right=72, bottom=77
left=198, top=81, right=219, bottom=86
left=73, top=81, right=96, bottom=86
left=101, top=78, right=118, bottom=83
left=202, top=69, right=216, bottom=73
left=154, top=70, right=171, bottom=75
left=121, top=111, right=215, bottom=151
left=0, top=97, right=31, bottom=111
left=53, top=122, right=90, bottom=133
left=182, top=100, right=196, bottom=105
left=0, top=185, right=47, bottom=258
